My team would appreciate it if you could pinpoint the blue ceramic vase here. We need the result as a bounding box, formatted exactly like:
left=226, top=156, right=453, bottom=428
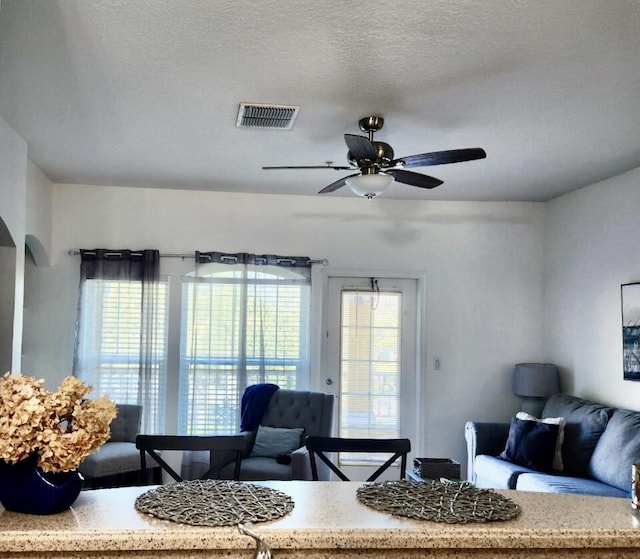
left=0, top=453, right=83, bottom=515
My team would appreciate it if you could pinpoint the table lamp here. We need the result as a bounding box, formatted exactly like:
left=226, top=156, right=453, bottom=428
left=512, top=363, right=559, bottom=416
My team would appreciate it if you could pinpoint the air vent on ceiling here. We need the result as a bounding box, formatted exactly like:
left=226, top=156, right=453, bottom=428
left=236, top=103, right=300, bottom=130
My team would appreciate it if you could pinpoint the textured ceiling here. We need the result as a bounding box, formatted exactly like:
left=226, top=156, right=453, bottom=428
left=1, top=0, right=640, bottom=201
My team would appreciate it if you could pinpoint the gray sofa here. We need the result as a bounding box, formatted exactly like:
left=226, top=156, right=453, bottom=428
left=79, top=403, right=144, bottom=485
left=465, top=393, right=640, bottom=498
left=209, top=389, right=335, bottom=481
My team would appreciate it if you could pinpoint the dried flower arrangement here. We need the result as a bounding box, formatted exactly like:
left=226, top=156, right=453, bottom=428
left=0, top=372, right=117, bottom=473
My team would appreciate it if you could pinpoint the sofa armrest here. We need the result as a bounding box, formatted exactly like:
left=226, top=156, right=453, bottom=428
left=205, top=431, right=254, bottom=478
left=291, top=446, right=331, bottom=480
left=464, top=421, right=510, bottom=483
left=290, top=447, right=311, bottom=480
left=239, top=430, right=257, bottom=458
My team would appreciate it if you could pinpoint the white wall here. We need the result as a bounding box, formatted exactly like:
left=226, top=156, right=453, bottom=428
left=544, top=166, right=640, bottom=407
left=21, top=162, right=53, bottom=377
left=16, top=163, right=640, bottom=471
left=0, top=114, right=27, bottom=372
left=25, top=160, right=53, bottom=265
left=31, top=183, right=546, bottom=467
left=0, top=245, right=16, bottom=373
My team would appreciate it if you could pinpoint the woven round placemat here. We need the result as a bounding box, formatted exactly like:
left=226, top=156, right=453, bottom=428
left=356, top=480, right=520, bottom=523
left=135, top=479, right=294, bottom=527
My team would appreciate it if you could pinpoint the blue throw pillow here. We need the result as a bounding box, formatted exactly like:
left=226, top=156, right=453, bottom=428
left=499, top=416, right=560, bottom=472
left=516, top=412, right=566, bottom=471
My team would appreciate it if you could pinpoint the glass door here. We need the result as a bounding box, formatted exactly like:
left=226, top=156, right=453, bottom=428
left=324, top=276, right=418, bottom=480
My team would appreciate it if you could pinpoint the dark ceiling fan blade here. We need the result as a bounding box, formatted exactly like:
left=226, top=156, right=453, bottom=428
left=344, top=134, right=377, bottom=161
left=385, top=169, right=443, bottom=189
left=392, top=147, right=486, bottom=168
left=262, top=164, right=353, bottom=170
left=318, top=173, right=361, bottom=194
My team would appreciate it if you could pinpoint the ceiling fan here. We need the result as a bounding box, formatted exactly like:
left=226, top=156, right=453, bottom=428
left=262, top=116, right=487, bottom=199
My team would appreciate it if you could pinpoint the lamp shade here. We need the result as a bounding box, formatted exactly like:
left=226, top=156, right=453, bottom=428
left=512, top=363, right=559, bottom=397
left=346, top=174, right=394, bottom=198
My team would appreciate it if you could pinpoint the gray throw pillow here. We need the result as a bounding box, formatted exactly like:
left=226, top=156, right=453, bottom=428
left=588, top=409, right=640, bottom=493
left=542, top=394, right=613, bottom=477
left=250, top=426, right=305, bottom=458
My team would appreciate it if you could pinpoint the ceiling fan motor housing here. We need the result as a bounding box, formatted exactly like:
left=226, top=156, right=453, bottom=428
left=358, top=116, right=384, bottom=133
left=373, top=142, right=394, bottom=165
left=348, top=142, right=394, bottom=168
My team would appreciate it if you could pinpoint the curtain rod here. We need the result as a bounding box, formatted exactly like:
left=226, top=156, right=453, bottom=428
left=67, top=250, right=329, bottom=266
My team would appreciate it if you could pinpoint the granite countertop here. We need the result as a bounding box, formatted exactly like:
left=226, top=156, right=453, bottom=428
left=1, top=481, right=639, bottom=556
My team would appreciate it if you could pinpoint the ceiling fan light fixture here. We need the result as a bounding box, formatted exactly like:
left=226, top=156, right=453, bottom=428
left=346, top=173, right=394, bottom=199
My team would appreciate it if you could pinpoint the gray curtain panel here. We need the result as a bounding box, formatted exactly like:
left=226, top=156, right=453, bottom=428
left=73, top=249, right=162, bottom=433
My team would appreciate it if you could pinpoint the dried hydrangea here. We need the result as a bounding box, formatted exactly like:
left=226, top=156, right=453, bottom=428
left=0, top=372, right=117, bottom=473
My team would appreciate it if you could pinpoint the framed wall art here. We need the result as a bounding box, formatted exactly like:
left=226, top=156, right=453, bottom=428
left=622, top=282, right=640, bottom=381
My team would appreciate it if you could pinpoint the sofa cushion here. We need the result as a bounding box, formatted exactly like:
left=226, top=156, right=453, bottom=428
left=542, top=394, right=613, bottom=477
left=516, top=472, right=628, bottom=498
left=500, top=416, right=560, bottom=472
left=588, top=408, right=640, bottom=494
left=474, top=454, right=536, bottom=489
left=78, top=441, right=140, bottom=478
left=220, top=456, right=292, bottom=481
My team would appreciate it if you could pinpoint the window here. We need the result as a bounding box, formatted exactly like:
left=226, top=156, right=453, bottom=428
left=339, top=290, right=402, bottom=442
left=74, top=278, right=168, bottom=433
left=179, top=264, right=311, bottom=435
left=73, top=249, right=313, bottom=437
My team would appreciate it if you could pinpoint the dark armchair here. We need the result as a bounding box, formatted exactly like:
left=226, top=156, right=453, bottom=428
left=78, top=403, right=144, bottom=486
left=210, top=388, right=335, bottom=481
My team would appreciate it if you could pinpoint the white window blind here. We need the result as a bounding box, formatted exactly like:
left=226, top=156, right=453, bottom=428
left=75, top=279, right=168, bottom=433
left=179, top=265, right=311, bottom=435
left=339, top=290, right=402, bottom=462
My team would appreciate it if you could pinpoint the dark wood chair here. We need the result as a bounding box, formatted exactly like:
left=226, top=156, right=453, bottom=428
left=305, top=436, right=411, bottom=481
left=136, top=434, right=247, bottom=483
